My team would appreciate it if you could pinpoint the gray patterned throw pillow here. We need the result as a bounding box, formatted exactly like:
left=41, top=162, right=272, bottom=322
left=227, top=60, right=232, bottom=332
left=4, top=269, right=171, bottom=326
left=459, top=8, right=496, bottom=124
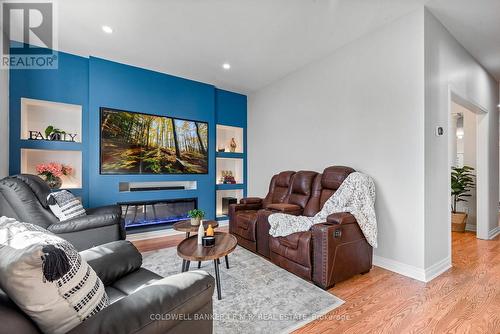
left=0, top=217, right=109, bottom=334
left=47, top=190, right=86, bottom=221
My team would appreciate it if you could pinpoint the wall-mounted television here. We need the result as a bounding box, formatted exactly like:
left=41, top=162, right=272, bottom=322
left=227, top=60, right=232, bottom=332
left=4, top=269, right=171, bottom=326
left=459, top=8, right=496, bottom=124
left=100, top=108, right=208, bottom=175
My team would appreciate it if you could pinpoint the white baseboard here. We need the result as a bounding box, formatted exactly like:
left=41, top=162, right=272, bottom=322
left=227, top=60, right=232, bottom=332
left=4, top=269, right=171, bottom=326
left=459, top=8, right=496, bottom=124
left=465, top=224, right=476, bottom=232
left=373, top=255, right=451, bottom=283
left=488, top=226, right=500, bottom=239
left=424, top=256, right=452, bottom=282
left=373, top=255, right=426, bottom=282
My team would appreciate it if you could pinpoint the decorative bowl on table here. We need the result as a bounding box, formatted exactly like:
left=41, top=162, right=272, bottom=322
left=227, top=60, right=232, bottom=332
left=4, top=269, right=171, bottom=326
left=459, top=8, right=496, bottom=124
left=202, top=236, right=215, bottom=247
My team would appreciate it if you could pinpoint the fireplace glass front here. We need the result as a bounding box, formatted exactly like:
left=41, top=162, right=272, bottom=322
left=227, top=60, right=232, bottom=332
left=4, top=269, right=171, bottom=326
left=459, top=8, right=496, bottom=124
left=119, top=198, right=197, bottom=229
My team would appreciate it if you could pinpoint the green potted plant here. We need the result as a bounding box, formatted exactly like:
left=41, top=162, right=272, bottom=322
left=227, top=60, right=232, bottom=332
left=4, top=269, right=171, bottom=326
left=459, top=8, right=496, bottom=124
left=45, top=125, right=66, bottom=141
left=188, top=209, right=205, bottom=226
left=451, top=165, right=475, bottom=232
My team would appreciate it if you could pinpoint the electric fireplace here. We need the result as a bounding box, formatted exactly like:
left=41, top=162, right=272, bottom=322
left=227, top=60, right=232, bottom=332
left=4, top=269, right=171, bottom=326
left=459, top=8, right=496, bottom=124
left=119, top=198, right=197, bottom=230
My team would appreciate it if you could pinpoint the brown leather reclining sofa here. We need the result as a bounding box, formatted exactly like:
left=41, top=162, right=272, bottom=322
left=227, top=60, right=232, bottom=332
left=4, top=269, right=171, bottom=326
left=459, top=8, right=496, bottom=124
left=229, top=166, right=373, bottom=289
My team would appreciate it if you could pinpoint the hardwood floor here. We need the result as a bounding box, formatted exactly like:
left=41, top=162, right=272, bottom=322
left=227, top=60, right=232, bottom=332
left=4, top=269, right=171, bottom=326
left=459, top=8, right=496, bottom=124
left=295, top=231, right=500, bottom=334
left=132, top=230, right=500, bottom=334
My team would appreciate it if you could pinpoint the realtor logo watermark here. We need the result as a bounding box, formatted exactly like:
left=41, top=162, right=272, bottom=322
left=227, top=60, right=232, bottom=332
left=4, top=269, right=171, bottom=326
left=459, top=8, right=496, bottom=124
left=1, top=1, right=58, bottom=69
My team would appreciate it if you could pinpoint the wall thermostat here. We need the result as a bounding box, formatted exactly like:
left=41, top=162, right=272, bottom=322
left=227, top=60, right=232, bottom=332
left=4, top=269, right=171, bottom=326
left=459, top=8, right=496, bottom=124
left=435, top=126, right=444, bottom=136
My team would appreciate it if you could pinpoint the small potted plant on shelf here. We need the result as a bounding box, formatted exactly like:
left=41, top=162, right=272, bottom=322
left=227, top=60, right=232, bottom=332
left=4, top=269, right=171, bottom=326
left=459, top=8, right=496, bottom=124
left=36, top=162, right=73, bottom=189
left=451, top=165, right=475, bottom=232
left=44, top=125, right=67, bottom=141
left=188, top=209, right=205, bottom=226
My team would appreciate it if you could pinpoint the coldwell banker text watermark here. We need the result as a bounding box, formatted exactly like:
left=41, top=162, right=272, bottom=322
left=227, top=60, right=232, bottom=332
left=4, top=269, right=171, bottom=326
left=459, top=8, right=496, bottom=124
left=1, top=1, right=58, bottom=69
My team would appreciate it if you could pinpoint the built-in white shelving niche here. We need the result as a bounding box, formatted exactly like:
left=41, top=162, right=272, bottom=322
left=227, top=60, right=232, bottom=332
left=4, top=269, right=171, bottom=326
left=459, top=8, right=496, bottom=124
left=216, top=125, right=243, bottom=153
left=216, top=157, right=243, bottom=184
left=21, top=149, right=82, bottom=189
left=216, top=189, right=243, bottom=218
left=21, top=98, right=82, bottom=142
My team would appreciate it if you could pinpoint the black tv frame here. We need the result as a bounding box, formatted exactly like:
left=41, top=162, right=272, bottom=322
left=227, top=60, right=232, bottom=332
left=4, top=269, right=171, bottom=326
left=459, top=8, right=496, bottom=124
left=99, top=107, right=209, bottom=175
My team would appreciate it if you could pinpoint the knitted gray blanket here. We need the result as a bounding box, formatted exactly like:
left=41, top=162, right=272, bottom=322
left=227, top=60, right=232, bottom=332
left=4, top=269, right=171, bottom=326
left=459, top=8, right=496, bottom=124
left=268, top=172, right=377, bottom=248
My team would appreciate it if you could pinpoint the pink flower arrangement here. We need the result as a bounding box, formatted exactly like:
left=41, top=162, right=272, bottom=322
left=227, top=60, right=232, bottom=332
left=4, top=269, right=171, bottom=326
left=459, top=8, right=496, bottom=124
left=36, top=162, right=73, bottom=179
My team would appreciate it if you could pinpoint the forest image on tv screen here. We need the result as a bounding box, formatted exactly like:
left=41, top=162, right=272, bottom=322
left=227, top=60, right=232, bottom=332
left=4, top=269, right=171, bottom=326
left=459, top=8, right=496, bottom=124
left=100, top=109, right=208, bottom=174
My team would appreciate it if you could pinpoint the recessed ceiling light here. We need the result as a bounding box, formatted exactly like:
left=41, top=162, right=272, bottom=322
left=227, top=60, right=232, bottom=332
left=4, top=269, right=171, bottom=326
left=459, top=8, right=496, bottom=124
left=102, top=25, right=113, bottom=34
left=222, top=63, right=231, bottom=70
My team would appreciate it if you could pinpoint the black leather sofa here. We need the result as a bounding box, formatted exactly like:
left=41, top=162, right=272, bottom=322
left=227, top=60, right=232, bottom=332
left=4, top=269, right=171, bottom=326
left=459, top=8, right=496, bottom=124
left=0, top=174, right=125, bottom=250
left=0, top=240, right=215, bottom=334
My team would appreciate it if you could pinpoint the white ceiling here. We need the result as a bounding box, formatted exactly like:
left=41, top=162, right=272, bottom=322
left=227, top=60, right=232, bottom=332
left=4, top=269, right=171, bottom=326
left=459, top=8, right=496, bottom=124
left=15, top=0, right=500, bottom=93
left=48, top=0, right=431, bottom=93
left=426, top=0, right=500, bottom=82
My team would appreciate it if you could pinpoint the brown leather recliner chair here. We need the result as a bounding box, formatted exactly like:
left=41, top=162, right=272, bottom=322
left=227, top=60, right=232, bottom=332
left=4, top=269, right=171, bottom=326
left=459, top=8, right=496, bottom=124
left=228, top=171, right=295, bottom=252
left=229, top=166, right=373, bottom=289
left=269, top=166, right=373, bottom=288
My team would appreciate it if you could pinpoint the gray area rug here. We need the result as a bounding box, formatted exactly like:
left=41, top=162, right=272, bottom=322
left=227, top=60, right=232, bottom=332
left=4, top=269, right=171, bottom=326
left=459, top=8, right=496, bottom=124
left=142, top=245, right=343, bottom=334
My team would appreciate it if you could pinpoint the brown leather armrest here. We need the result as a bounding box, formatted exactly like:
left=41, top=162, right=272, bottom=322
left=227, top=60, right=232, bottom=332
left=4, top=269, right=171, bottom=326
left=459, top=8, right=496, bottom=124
left=311, top=220, right=370, bottom=289
left=231, top=203, right=262, bottom=212
left=310, top=223, right=338, bottom=289
left=229, top=203, right=262, bottom=228
left=266, top=203, right=302, bottom=214
left=326, top=212, right=357, bottom=225
left=240, top=197, right=262, bottom=205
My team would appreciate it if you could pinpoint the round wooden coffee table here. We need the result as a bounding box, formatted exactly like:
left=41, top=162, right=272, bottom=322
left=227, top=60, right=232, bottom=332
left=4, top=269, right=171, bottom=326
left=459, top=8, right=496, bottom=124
left=177, top=232, right=237, bottom=300
left=172, top=219, right=218, bottom=238
left=173, top=220, right=219, bottom=270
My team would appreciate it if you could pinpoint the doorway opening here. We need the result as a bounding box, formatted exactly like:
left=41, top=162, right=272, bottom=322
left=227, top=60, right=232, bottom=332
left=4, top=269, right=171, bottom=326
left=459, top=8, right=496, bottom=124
left=447, top=89, right=489, bottom=264
left=450, top=102, right=477, bottom=235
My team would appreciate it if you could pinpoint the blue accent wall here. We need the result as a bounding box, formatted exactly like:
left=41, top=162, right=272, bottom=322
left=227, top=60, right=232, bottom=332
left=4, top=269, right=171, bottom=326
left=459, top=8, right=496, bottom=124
left=9, top=51, right=90, bottom=204
left=88, top=57, right=216, bottom=218
left=9, top=50, right=247, bottom=220
left=215, top=89, right=247, bottom=128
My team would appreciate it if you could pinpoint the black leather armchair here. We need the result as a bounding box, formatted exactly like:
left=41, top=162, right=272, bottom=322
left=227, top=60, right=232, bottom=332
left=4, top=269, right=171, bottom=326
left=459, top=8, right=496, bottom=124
left=0, top=174, right=125, bottom=250
left=0, top=241, right=215, bottom=334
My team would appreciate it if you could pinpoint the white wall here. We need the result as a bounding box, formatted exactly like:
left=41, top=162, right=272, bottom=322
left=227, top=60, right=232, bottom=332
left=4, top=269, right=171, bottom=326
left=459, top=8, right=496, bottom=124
left=424, top=9, right=499, bottom=270
left=0, top=55, right=8, bottom=178
left=248, top=9, right=427, bottom=274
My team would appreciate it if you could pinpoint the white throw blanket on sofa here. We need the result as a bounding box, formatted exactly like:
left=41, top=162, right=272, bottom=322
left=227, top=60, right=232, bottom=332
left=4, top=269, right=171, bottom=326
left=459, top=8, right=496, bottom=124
left=268, top=172, right=377, bottom=248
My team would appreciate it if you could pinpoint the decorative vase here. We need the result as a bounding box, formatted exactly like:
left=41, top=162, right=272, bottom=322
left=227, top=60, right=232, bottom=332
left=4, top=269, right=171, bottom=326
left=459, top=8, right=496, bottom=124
left=451, top=212, right=467, bottom=232
left=197, top=222, right=204, bottom=245
left=230, top=138, right=237, bottom=153
left=206, top=224, right=214, bottom=237
left=190, top=217, right=201, bottom=226
left=45, top=176, right=62, bottom=189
